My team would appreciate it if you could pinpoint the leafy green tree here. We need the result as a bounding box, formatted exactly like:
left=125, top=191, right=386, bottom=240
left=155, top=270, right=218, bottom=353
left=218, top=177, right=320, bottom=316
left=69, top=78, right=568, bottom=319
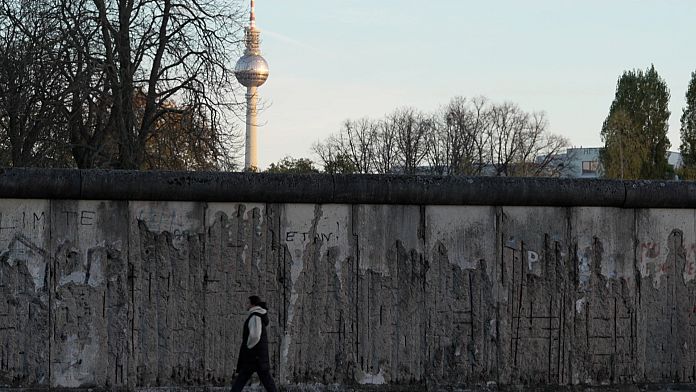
left=265, top=157, right=320, bottom=174
left=600, top=110, right=646, bottom=179
left=679, top=70, right=696, bottom=179
left=323, top=153, right=357, bottom=174
left=600, top=65, right=671, bottom=179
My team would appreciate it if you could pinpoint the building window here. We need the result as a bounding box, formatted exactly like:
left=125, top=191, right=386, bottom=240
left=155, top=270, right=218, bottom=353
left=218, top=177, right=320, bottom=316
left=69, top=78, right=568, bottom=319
left=582, top=161, right=599, bottom=174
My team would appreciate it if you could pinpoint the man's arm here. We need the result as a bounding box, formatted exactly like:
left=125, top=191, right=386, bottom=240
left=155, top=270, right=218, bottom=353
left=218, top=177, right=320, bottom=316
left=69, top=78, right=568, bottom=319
left=247, top=315, right=262, bottom=349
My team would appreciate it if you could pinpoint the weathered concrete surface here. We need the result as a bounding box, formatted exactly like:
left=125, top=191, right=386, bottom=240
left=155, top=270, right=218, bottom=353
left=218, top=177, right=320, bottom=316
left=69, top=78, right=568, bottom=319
left=571, top=207, right=638, bottom=386
left=635, top=210, right=696, bottom=383
left=2, top=172, right=696, bottom=390
left=0, top=200, right=50, bottom=387
left=424, top=206, right=496, bottom=386
left=204, top=202, right=279, bottom=387
left=51, top=200, right=128, bottom=388
left=279, top=204, right=354, bottom=385
left=497, top=207, right=572, bottom=386
left=354, top=205, right=426, bottom=385
left=129, top=201, right=206, bottom=388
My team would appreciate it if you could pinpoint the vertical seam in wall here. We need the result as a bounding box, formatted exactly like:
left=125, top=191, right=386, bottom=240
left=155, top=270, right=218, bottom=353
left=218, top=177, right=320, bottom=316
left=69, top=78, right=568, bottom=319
left=495, top=206, right=503, bottom=385
left=632, top=206, right=640, bottom=377
left=420, top=204, right=427, bottom=382
left=78, top=169, right=84, bottom=200
left=352, top=204, right=359, bottom=373
left=514, top=239, right=524, bottom=369
left=633, top=208, right=639, bottom=308
left=224, top=203, right=229, bottom=378
left=545, top=232, right=553, bottom=382
left=127, top=200, right=134, bottom=389
left=48, top=199, right=52, bottom=387
left=394, top=226, right=399, bottom=379
left=201, top=201, right=207, bottom=387
left=564, top=206, right=572, bottom=385
left=468, top=270, right=475, bottom=377
left=273, top=203, right=281, bottom=379
left=330, top=174, right=336, bottom=204
left=622, top=182, right=629, bottom=209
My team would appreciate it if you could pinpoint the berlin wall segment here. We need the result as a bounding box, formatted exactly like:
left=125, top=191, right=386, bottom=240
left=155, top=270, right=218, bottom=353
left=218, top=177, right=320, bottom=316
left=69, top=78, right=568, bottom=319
left=1, top=170, right=696, bottom=390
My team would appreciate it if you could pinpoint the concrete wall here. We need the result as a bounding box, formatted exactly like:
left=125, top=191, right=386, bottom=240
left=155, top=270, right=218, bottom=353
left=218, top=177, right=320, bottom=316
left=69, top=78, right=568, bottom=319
left=1, top=170, right=696, bottom=390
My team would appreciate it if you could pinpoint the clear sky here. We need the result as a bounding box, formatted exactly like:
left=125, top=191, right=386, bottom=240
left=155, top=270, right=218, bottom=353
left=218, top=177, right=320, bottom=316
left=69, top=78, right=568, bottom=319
left=250, top=0, right=696, bottom=169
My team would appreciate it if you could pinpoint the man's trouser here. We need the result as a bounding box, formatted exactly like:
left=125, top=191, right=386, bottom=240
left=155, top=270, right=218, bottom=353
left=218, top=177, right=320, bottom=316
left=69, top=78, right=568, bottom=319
left=230, top=368, right=278, bottom=392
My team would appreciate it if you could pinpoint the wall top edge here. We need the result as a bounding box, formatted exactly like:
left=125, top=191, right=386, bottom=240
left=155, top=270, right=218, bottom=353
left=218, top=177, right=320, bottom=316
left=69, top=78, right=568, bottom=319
left=0, top=168, right=694, bottom=208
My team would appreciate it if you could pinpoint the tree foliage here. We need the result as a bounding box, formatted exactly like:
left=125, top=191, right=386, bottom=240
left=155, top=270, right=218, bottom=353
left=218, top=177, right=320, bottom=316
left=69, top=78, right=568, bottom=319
left=600, top=110, right=646, bottom=179
left=265, top=156, right=319, bottom=174
left=0, top=0, right=71, bottom=167
left=322, top=154, right=357, bottom=174
left=0, top=0, right=245, bottom=170
left=313, top=97, right=568, bottom=177
left=679, top=70, right=696, bottom=179
left=600, top=65, right=671, bottom=179
left=141, top=96, right=235, bottom=171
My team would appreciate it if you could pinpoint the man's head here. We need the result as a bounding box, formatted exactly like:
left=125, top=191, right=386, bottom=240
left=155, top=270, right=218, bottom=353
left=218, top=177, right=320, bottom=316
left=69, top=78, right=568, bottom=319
left=248, top=295, right=262, bottom=309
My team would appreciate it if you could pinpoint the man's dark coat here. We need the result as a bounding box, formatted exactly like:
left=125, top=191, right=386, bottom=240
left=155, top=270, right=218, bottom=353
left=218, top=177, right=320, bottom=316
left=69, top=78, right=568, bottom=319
left=236, top=309, right=270, bottom=372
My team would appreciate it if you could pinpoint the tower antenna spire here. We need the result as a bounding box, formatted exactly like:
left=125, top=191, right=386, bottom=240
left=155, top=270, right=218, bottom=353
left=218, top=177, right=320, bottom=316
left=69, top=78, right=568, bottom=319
left=250, top=0, right=256, bottom=28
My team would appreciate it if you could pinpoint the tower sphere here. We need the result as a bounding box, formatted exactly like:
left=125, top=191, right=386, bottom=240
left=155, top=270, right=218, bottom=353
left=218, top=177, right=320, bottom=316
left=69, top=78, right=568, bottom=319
left=235, top=54, right=269, bottom=88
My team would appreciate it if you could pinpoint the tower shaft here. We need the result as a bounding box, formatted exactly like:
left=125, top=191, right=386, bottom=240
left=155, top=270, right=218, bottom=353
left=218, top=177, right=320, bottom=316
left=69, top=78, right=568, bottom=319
left=235, top=0, right=267, bottom=171
left=245, top=86, right=259, bottom=171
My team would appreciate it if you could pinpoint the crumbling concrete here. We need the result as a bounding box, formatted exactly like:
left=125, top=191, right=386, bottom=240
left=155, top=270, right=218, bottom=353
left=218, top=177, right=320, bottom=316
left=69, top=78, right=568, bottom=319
left=1, top=171, right=696, bottom=391
left=0, top=200, right=50, bottom=388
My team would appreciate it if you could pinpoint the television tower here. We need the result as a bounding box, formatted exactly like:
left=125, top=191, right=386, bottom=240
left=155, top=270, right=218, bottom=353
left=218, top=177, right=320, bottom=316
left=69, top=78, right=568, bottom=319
left=235, top=0, right=269, bottom=171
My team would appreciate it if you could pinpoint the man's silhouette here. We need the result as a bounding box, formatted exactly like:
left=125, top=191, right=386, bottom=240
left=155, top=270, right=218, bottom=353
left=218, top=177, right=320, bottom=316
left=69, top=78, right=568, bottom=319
left=231, top=295, right=277, bottom=392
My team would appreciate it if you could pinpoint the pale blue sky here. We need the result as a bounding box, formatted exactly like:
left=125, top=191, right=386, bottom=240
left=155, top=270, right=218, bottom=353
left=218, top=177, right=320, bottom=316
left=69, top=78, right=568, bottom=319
left=251, top=0, right=696, bottom=169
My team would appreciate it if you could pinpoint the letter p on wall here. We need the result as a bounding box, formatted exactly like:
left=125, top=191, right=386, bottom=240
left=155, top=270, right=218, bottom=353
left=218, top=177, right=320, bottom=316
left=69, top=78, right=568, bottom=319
left=527, top=250, right=540, bottom=272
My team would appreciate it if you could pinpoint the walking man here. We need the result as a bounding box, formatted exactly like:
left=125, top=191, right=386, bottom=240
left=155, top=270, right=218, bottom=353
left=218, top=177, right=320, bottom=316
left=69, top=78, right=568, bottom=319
left=231, top=295, right=278, bottom=392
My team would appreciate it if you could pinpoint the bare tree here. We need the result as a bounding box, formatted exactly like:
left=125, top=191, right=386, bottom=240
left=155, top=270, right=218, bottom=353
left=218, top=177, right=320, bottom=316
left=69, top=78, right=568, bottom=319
left=314, top=97, right=568, bottom=177
left=425, top=115, right=449, bottom=175
left=468, top=96, right=492, bottom=175
left=312, top=137, right=340, bottom=172
left=53, top=0, right=114, bottom=168
left=339, top=118, right=376, bottom=173
left=313, top=118, right=376, bottom=174
left=371, top=119, right=398, bottom=174
left=90, top=0, right=244, bottom=169
left=0, top=0, right=245, bottom=170
left=427, top=97, right=485, bottom=175
left=513, top=112, right=569, bottom=176
left=486, top=102, right=528, bottom=176
left=484, top=103, right=569, bottom=177
left=391, top=108, right=431, bottom=174
left=0, top=0, right=72, bottom=167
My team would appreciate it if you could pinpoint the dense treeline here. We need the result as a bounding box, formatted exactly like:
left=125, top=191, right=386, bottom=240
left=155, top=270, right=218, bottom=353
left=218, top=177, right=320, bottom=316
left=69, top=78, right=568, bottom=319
left=309, top=97, right=568, bottom=176
left=0, top=0, right=244, bottom=170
